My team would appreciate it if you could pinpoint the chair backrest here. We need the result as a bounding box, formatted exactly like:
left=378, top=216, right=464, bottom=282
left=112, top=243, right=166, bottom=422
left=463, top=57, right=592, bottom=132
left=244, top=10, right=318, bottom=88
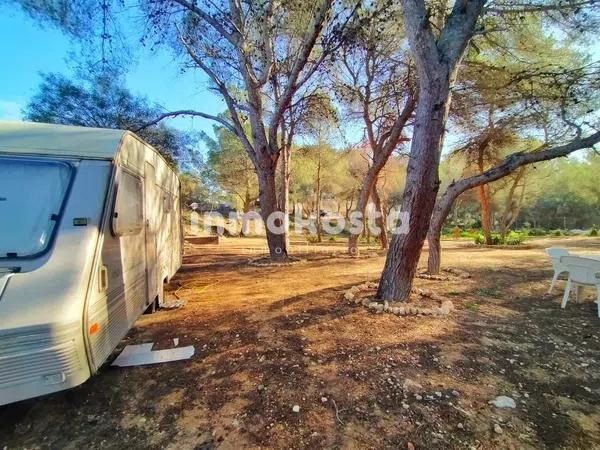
left=546, top=247, right=570, bottom=272
left=560, top=256, right=600, bottom=285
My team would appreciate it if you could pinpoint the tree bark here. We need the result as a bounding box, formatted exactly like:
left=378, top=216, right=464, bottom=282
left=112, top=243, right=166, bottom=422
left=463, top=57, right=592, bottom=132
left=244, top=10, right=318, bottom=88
left=377, top=77, right=452, bottom=300
left=257, top=157, right=288, bottom=261
left=478, top=184, right=493, bottom=244
left=426, top=186, right=456, bottom=274
left=372, top=185, right=388, bottom=249
left=279, top=143, right=291, bottom=249
left=377, top=0, right=485, bottom=301
left=426, top=225, right=442, bottom=275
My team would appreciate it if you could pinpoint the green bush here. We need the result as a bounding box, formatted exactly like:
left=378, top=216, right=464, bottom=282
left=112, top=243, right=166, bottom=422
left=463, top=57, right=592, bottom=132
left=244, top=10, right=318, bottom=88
left=474, top=234, right=485, bottom=245
left=490, top=235, right=503, bottom=245
left=505, top=231, right=525, bottom=245
left=525, top=228, right=547, bottom=236
left=474, top=232, right=524, bottom=246
left=553, top=230, right=563, bottom=236
left=328, top=236, right=337, bottom=242
left=590, top=228, right=599, bottom=237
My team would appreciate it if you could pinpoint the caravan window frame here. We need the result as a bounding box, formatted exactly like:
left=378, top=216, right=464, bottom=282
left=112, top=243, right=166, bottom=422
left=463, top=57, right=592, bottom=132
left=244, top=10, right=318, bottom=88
left=0, top=156, right=75, bottom=261
left=111, top=169, right=144, bottom=237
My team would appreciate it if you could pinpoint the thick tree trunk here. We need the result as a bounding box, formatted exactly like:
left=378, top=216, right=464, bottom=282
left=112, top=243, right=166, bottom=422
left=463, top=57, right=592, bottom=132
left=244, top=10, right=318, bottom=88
left=372, top=185, right=388, bottom=249
left=478, top=184, right=492, bottom=244
left=347, top=169, right=379, bottom=255
left=377, top=78, right=451, bottom=301
left=427, top=227, right=442, bottom=275
left=257, top=163, right=288, bottom=261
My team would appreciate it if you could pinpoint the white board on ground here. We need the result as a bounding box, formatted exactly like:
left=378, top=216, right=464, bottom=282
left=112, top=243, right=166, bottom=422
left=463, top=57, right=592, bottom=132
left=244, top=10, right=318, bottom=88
left=112, top=342, right=194, bottom=367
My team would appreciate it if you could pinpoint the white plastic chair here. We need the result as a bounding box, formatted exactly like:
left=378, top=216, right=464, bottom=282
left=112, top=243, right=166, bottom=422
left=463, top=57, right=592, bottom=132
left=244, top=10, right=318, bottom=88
left=559, top=255, right=600, bottom=318
left=545, top=247, right=570, bottom=294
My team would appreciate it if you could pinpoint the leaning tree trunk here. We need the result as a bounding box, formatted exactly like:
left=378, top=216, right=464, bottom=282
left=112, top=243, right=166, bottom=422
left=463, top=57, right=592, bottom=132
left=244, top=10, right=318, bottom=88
left=257, top=160, right=288, bottom=261
left=347, top=169, right=379, bottom=255
left=426, top=130, right=600, bottom=274
left=426, top=187, right=457, bottom=274
left=372, top=185, right=388, bottom=249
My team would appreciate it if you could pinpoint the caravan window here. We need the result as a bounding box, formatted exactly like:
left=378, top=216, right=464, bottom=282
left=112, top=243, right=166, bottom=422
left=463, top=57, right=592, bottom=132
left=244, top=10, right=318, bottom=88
left=112, top=171, right=143, bottom=236
left=0, top=157, right=73, bottom=258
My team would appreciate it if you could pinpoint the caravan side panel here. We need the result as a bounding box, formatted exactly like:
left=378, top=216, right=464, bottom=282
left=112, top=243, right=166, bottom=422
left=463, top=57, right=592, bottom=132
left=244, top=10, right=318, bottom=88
left=84, top=134, right=181, bottom=371
left=85, top=136, right=148, bottom=371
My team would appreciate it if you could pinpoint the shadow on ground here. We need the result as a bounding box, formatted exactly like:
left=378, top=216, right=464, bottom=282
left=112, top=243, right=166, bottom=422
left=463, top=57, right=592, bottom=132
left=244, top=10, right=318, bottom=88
left=1, top=238, right=599, bottom=449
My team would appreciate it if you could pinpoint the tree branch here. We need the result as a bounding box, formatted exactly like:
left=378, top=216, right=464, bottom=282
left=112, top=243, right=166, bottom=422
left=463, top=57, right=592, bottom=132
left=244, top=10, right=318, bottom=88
left=486, top=0, right=595, bottom=14
left=448, top=130, right=600, bottom=201
left=172, top=0, right=240, bottom=45
left=133, top=110, right=236, bottom=133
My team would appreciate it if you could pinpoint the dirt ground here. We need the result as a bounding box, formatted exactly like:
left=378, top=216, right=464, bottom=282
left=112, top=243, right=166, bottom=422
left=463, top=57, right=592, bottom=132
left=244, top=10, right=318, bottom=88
left=1, top=236, right=600, bottom=450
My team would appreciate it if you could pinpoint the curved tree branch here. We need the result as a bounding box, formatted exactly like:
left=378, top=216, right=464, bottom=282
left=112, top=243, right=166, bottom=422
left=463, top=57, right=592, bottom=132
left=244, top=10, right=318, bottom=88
left=133, top=110, right=236, bottom=134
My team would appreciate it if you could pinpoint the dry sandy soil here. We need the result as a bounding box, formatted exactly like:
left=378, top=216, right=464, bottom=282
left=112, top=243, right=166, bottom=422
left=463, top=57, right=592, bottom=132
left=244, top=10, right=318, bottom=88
left=1, top=236, right=600, bottom=449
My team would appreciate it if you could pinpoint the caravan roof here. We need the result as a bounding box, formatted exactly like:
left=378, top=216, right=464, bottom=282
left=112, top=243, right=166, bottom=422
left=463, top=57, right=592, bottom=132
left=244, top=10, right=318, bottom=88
left=0, top=121, right=127, bottom=160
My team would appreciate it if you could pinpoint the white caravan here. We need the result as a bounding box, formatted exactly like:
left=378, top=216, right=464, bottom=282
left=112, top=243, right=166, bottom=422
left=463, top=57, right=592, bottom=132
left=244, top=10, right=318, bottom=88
left=0, top=121, right=183, bottom=405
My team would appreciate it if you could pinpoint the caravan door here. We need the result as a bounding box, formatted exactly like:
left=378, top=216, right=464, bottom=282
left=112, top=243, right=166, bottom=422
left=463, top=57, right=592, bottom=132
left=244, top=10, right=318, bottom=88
left=144, top=162, right=158, bottom=305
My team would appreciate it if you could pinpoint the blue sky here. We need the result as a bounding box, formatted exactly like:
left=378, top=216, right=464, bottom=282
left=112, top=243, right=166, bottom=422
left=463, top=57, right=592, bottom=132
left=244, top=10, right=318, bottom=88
left=1, top=6, right=597, bottom=157
left=0, top=6, right=366, bottom=150
left=0, top=6, right=227, bottom=139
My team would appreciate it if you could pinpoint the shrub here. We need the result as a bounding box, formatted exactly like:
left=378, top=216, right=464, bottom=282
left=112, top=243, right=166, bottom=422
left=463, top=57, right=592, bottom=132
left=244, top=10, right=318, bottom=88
left=328, top=236, right=337, bottom=242
left=505, top=232, right=525, bottom=245
left=474, top=234, right=485, bottom=245
left=474, top=232, right=524, bottom=245
left=491, top=235, right=501, bottom=245
left=590, top=228, right=599, bottom=237
left=553, top=230, right=563, bottom=236
left=525, top=228, right=547, bottom=236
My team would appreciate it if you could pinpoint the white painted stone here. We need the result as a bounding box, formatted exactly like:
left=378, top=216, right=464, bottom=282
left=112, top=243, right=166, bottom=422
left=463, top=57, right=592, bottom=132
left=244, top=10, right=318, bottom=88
left=489, top=396, right=516, bottom=408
